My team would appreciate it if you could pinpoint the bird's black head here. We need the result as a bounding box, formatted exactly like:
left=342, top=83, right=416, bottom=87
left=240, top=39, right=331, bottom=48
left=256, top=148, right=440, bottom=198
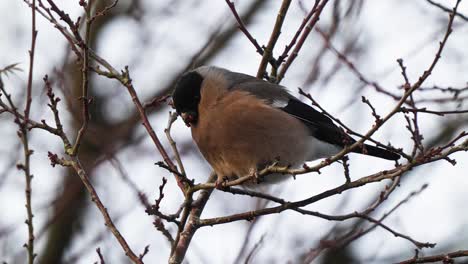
left=172, top=71, right=204, bottom=127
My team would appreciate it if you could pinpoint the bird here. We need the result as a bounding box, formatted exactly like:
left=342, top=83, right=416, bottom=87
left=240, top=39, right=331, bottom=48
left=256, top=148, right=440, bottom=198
left=172, top=66, right=399, bottom=185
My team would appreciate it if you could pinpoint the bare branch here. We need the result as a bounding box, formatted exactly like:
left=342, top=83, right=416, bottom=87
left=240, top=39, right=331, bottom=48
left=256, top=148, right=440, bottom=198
left=169, top=173, right=217, bottom=264
left=224, top=0, right=264, bottom=56
left=47, top=153, right=144, bottom=264
left=165, top=112, right=186, bottom=177
left=256, top=0, right=292, bottom=79
left=276, top=0, right=330, bottom=82
left=425, top=0, right=468, bottom=22
left=401, top=107, right=468, bottom=116
left=277, top=1, right=320, bottom=67
left=22, top=0, right=38, bottom=262
left=95, top=247, right=105, bottom=264
left=397, top=249, right=468, bottom=264
left=70, top=1, right=93, bottom=156
left=316, top=28, right=401, bottom=100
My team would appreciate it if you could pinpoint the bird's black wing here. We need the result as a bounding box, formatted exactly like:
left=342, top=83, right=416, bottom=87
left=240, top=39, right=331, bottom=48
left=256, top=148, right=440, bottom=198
left=280, top=99, right=400, bottom=160
left=280, top=98, right=354, bottom=147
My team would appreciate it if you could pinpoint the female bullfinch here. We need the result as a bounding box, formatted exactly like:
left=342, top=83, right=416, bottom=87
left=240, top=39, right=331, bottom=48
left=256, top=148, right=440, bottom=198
left=172, top=66, right=399, bottom=184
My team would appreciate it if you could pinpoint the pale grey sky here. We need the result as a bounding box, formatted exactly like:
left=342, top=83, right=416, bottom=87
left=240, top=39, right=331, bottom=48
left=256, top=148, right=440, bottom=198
left=1, top=1, right=467, bottom=263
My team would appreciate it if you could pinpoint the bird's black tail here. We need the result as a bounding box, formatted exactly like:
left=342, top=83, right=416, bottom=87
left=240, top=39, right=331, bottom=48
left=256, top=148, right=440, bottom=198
left=351, top=144, right=400, bottom=160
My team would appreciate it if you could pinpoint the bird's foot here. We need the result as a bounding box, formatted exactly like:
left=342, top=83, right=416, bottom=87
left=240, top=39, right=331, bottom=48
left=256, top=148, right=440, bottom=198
left=249, top=168, right=262, bottom=184
left=215, top=176, right=229, bottom=190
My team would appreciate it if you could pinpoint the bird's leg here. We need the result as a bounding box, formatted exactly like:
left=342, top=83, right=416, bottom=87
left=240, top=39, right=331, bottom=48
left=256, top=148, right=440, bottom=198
left=215, top=175, right=229, bottom=189
left=249, top=167, right=262, bottom=184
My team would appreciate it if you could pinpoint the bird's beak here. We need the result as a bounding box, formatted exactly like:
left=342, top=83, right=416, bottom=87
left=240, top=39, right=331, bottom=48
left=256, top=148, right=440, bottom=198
left=180, top=112, right=193, bottom=127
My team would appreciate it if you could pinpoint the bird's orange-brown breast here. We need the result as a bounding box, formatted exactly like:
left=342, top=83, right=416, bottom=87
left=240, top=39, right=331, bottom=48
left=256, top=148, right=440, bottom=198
left=191, top=78, right=310, bottom=180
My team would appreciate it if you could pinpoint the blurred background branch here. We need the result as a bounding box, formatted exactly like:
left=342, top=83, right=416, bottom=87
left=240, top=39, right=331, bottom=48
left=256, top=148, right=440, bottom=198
left=0, top=0, right=467, bottom=263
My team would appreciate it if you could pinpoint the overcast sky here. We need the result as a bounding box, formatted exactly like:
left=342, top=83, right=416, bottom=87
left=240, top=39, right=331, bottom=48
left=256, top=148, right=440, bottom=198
left=1, top=1, right=468, bottom=263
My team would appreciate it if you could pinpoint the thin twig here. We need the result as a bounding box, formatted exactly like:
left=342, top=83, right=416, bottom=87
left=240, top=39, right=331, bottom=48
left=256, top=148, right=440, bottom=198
left=109, top=157, right=175, bottom=243
left=43, top=75, right=73, bottom=149
left=90, top=0, right=118, bottom=23
left=256, top=0, right=292, bottom=79
left=224, top=0, right=264, bottom=56
left=70, top=0, right=93, bottom=156
left=48, top=153, right=144, bottom=264
left=138, top=245, right=150, bottom=262
left=397, top=249, right=468, bottom=264
left=277, top=1, right=320, bottom=66
left=418, top=84, right=468, bottom=95
left=244, top=235, right=265, bottom=264
left=397, top=58, right=411, bottom=88
left=165, top=112, right=186, bottom=176
left=21, top=0, right=38, bottom=261
left=401, top=107, right=468, bottom=116
left=341, top=156, right=351, bottom=183
left=361, top=96, right=382, bottom=125
left=334, top=183, right=431, bottom=251
left=169, top=173, right=217, bottom=264
left=94, top=65, right=188, bottom=191
left=415, top=95, right=468, bottom=104
left=398, top=58, right=425, bottom=157
left=276, top=0, right=330, bottom=82
left=425, top=0, right=468, bottom=22
left=45, top=0, right=83, bottom=43
left=96, top=247, right=105, bottom=264
left=316, top=28, right=401, bottom=100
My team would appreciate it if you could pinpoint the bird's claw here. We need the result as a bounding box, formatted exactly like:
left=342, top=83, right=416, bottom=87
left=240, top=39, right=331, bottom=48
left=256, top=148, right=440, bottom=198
left=249, top=168, right=262, bottom=184
left=215, top=176, right=229, bottom=189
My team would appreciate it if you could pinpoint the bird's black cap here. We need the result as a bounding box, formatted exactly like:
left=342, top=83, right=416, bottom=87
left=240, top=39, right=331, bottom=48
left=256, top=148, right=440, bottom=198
left=172, top=71, right=204, bottom=124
